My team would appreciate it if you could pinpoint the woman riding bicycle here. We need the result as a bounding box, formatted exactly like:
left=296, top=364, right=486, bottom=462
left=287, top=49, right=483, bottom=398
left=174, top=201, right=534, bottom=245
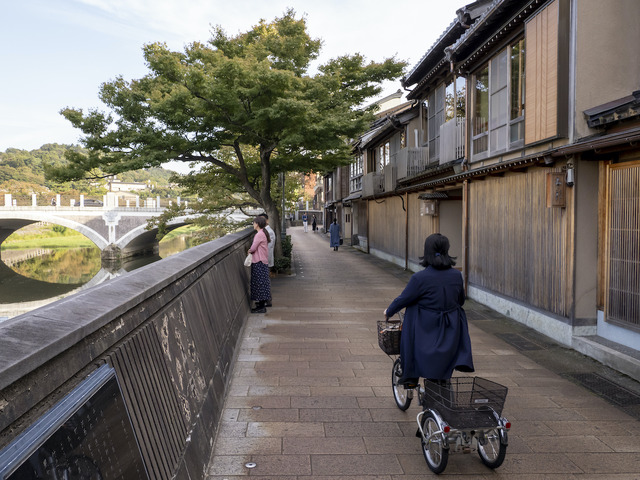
left=384, top=233, right=474, bottom=385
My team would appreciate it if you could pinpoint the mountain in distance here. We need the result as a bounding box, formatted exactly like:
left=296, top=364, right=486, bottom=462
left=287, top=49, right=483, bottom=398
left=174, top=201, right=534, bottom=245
left=0, top=144, right=178, bottom=195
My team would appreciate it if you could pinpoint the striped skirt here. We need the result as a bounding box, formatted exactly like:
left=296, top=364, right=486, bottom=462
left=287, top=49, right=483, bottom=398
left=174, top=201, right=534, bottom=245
left=250, top=261, right=271, bottom=301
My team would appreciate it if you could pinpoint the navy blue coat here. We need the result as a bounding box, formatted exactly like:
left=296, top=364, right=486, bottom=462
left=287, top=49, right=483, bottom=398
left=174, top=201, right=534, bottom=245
left=386, top=266, right=474, bottom=380
left=329, top=223, right=341, bottom=247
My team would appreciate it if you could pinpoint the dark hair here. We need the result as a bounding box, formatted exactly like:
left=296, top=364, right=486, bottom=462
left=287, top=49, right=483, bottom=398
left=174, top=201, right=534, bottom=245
left=259, top=213, right=268, bottom=220
left=253, top=216, right=270, bottom=243
left=419, top=233, right=456, bottom=269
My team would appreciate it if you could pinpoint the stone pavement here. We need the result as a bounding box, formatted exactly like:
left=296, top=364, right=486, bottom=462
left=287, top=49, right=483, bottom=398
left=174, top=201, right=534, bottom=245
left=206, top=227, right=640, bottom=479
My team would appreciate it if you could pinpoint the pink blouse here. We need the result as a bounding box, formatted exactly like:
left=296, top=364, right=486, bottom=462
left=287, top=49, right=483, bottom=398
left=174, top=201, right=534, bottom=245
left=248, top=229, right=269, bottom=264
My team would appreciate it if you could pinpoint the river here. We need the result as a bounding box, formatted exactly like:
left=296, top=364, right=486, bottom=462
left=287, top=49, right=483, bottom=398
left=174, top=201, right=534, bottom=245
left=0, top=234, right=196, bottom=319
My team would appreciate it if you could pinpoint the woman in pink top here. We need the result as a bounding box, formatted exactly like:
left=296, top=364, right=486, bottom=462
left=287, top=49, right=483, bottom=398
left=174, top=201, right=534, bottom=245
left=248, top=216, right=271, bottom=313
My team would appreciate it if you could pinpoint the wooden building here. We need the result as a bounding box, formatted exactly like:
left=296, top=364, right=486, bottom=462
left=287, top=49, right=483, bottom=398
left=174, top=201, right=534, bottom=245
left=333, top=0, right=640, bottom=379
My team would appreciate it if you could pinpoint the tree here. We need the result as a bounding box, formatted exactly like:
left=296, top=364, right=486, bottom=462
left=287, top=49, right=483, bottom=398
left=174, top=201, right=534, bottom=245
left=47, top=9, right=406, bottom=255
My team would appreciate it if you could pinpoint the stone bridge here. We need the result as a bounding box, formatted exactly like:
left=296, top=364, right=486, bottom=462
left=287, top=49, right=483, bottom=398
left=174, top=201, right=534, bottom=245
left=0, top=205, right=193, bottom=261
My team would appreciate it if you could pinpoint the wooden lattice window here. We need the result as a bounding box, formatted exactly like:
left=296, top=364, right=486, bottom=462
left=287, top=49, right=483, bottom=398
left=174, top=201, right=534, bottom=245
left=606, top=162, right=640, bottom=329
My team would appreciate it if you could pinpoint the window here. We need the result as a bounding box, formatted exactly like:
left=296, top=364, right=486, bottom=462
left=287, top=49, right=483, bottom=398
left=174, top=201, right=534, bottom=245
left=472, top=37, right=525, bottom=157
left=429, top=77, right=466, bottom=163
left=350, top=154, right=363, bottom=192
left=473, top=65, right=489, bottom=155
left=510, top=38, right=525, bottom=146
left=378, top=141, right=390, bottom=172
left=428, top=85, right=445, bottom=161
left=446, top=77, right=466, bottom=122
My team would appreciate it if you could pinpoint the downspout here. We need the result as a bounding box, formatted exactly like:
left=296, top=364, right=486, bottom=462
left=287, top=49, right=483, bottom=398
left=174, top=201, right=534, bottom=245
left=366, top=194, right=370, bottom=255
left=405, top=192, right=409, bottom=270
left=568, top=0, right=577, bottom=145
left=462, top=179, right=469, bottom=295
left=568, top=0, right=578, bottom=325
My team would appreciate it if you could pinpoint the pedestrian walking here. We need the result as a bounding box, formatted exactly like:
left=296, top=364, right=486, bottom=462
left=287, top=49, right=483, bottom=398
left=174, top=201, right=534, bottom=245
left=329, top=218, right=341, bottom=251
left=248, top=216, right=271, bottom=313
left=302, top=212, right=308, bottom=232
left=384, top=233, right=474, bottom=385
left=311, top=214, right=317, bottom=233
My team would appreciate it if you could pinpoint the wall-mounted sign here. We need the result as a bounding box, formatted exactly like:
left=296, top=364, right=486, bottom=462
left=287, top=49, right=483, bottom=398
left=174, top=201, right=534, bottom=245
left=0, top=364, right=148, bottom=480
left=546, top=172, right=566, bottom=207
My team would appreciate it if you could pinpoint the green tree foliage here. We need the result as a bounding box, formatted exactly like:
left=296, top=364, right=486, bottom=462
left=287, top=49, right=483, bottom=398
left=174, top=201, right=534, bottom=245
left=47, top=9, right=406, bottom=254
left=0, top=144, right=176, bottom=202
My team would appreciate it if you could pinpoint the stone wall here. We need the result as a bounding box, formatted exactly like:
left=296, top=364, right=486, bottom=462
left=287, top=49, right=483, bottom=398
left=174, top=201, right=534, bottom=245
left=0, top=228, right=253, bottom=479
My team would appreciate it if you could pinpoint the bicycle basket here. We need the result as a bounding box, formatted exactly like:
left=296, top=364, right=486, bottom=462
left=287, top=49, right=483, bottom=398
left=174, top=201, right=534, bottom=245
left=377, top=314, right=402, bottom=355
left=422, top=377, right=508, bottom=428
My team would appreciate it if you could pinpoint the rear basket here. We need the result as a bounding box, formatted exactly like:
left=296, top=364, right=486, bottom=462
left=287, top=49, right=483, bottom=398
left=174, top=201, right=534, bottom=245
left=422, top=377, right=508, bottom=428
left=377, top=319, right=401, bottom=355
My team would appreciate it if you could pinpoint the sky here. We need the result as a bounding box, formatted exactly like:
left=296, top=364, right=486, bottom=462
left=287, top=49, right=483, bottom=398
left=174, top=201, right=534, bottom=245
left=1, top=0, right=469, bottom=172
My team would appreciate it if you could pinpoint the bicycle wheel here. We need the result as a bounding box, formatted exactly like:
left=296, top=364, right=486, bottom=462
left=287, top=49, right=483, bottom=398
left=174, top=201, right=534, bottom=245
left=478, top=427, right=507, bottom=469
left=420, top=411, right=449, bottom=474
left=392, top=358, right=412, bottom=411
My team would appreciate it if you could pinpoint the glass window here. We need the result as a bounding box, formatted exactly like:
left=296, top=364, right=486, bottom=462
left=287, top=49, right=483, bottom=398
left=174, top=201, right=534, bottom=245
left=510, top=38, right=525, bottom=145
left=490, top=49, right=508, bottom=153
left=428, top=85, right=445, bottom=161
left=472, top=37, right=525, bottom=156
left=473, top=65, right=489, bottom=154
left=378, top=142, right=390, bottom=171
left=445, top=81, right=456, bottom=122
left=350, top=154, right=363, bottom=192
left=455, top=77, right=466, bottom=119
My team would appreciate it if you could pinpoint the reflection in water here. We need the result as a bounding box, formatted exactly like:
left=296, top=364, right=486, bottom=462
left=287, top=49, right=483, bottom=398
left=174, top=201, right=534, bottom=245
left=0, top=234, right=196, bottom=313
left=159, top=235, right=194, bottom=258
left=9, top=247, right=101, bottom=284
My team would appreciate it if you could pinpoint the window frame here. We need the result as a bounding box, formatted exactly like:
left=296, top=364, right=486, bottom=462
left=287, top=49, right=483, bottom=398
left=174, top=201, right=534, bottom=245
left=350, top=153, right=363, bottom=192
left=471, top=36, right=526, bottom=160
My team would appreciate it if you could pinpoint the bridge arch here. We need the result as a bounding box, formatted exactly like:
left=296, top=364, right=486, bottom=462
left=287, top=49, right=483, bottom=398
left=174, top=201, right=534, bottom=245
left=115, top=216, right=193, bottom=251
left=0, top=212, right=109, bottom=249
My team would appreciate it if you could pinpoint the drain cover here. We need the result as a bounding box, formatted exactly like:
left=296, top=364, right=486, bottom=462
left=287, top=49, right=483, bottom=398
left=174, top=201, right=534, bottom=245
left=563, top=373, right=640, bottom=407
left=495, top=333, right=544, bottom=351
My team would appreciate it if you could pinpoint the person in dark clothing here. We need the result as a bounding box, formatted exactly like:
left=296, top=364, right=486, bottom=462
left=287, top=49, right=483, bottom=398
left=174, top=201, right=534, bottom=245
left=329, top=218, right=341, bottom=251
left=312, top=214, right=317, bottom=233
left=384, top=233, right=474, bottom=385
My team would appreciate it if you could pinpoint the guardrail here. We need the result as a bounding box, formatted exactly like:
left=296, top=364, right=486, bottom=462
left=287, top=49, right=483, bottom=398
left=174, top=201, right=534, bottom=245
left=0, top=228, right=253, bottom=479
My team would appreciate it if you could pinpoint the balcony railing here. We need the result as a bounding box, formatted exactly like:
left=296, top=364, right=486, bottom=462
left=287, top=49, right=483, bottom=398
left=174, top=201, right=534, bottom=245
left=383, top=165, right=397, bottom=192
left=396, top=147, right=429, bottom=179
left=362, top=172, right=384, bottom=197
left=440, top=117, right=466, bottom=164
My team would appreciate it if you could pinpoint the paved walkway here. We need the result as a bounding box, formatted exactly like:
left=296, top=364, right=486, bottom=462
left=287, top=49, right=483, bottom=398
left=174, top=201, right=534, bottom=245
left=206, top=227, right=640, bottom=479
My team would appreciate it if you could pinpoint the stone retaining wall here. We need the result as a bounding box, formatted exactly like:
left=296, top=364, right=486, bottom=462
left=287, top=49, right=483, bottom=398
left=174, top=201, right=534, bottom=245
left=0, top=228, right=253, bottom=479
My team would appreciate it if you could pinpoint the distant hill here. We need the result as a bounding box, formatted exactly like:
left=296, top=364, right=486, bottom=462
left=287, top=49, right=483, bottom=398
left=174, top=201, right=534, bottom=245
left=0, top=144, right=179, bottom=193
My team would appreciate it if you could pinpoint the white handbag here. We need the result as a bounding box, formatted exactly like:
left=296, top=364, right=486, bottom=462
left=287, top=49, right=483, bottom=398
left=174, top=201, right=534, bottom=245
left=244, top=252, right=252, bottom=267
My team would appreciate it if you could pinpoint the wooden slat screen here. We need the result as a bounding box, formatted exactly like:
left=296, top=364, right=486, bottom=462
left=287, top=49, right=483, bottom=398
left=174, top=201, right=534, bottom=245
left=606, top=163, right=640, bottom=329
left=525, top=0, right=559, bottom=144
left=407, top=193, right=438, bottom=265
left=468, top=169, right=570, bottom=316
left=368, top=196, right=406, bottom=258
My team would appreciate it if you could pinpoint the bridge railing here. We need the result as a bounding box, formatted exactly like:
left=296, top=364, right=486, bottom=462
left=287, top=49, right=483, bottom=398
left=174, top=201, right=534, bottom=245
left=2, top=193, right=188, bottom=210
left=0, top=228, right=254, bottom=479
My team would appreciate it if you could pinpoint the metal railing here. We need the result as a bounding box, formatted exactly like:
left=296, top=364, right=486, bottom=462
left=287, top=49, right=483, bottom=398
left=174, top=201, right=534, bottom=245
left=396, top=147, right=430, bottom=179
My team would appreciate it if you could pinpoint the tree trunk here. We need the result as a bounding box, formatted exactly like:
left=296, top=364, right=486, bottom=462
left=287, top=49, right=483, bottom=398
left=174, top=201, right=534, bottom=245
left=262, top=198, right=283, bottom=258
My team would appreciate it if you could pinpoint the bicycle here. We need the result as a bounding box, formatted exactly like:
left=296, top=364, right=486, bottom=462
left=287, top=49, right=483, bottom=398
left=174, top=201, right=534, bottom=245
left=381, top=316, right=511, bottom=474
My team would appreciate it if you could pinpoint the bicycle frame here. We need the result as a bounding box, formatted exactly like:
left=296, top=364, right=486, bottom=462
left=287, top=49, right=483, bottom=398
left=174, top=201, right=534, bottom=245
left=416, top=407, right=510, bottom=453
